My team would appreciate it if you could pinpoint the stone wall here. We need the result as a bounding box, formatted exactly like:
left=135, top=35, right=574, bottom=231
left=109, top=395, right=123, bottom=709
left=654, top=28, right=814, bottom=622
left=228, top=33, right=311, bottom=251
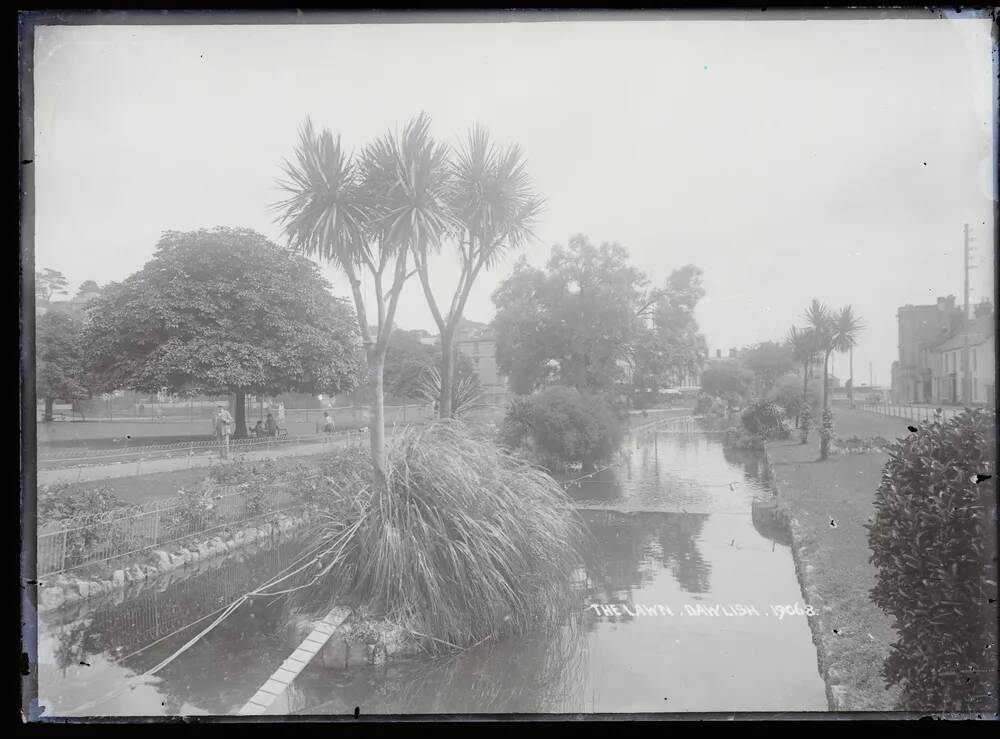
left=38, top=508, right=313, bottom=613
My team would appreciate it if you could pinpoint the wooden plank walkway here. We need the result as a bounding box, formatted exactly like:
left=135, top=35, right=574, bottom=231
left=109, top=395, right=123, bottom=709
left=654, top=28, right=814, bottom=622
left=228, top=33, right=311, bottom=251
left=236, top=607, right=352, bottom=716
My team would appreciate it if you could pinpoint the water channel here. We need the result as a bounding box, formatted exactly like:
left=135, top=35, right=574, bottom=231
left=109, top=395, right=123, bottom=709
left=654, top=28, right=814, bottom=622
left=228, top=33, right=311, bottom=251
left=35, top=427, right=827, bottom=716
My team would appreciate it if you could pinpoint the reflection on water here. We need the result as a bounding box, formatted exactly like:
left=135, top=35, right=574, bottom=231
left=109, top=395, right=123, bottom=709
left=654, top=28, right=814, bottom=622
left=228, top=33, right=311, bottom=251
left=283, top=431, right=827, bottom=714
left=37, top=538, right=309, bottom=717
left=37, top=431, right=826, bottom=716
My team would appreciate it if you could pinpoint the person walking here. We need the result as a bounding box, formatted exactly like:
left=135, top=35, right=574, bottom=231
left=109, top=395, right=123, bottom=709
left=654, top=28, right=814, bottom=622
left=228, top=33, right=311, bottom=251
left=214, top=403, right=234, bottom=459
left=265, top=412, right=278, bottom=438
left=322, top=411, right=335, bottom=434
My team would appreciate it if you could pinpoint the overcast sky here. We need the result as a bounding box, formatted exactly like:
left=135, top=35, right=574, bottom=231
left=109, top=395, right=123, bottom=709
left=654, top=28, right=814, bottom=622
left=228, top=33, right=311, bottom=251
left=32, top=14, right=995, bottom=387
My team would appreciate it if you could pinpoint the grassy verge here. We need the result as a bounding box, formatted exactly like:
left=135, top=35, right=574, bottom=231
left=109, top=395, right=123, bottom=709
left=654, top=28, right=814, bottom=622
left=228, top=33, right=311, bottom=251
left=766, top=407, right=915, bottom=710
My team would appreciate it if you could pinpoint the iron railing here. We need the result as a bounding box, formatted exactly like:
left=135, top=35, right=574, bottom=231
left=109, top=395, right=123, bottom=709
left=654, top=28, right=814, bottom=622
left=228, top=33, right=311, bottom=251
left=860, top=402, right=967, bottom=424
left=37, top=472, right=325, bottom=577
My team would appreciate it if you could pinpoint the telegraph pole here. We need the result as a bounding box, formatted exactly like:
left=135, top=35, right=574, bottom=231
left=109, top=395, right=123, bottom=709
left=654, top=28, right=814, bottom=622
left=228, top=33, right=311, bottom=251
left=962, top=223, right=972, bottom=405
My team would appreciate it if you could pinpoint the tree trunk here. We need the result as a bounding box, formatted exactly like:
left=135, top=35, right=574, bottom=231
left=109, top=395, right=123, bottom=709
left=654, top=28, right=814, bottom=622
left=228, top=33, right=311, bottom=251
left=233, top=391, right=247, bottom=439
left=800, top=361, right=809, bottom=426
left=439, top=330, right=455, bottom=419
left=370, top=358, right=387, bottom=489
left=43, top=397, right=53, bottom=423
left=822, top=350, right=831, bottom=410
left=848, top=347, right=854, bottom=408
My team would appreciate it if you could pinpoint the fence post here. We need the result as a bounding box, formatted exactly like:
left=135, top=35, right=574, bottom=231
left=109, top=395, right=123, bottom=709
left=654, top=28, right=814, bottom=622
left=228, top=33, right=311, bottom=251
left=153, top=509, right=160, bottom=546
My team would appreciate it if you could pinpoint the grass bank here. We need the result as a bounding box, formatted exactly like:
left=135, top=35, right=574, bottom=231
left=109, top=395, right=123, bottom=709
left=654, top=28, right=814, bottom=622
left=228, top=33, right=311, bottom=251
left=766, top=407, right=915, bottom=711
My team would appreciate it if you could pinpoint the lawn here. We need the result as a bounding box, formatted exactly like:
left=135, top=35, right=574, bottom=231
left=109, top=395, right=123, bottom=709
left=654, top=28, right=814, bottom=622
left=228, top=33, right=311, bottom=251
left=766, top=407, right=915, bottom=711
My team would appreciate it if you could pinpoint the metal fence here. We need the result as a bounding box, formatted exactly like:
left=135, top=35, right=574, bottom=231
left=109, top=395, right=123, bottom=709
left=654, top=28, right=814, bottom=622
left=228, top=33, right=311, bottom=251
left=861, top=402, right=968, bottom=424
left=38, top=427, right=371, bottom=467
left=37, top=471, right=324, bottom=578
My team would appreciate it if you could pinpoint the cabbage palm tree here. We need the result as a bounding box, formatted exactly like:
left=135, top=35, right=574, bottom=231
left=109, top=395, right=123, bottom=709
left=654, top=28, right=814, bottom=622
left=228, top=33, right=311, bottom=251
left=275, top=113, right=453, bottom=486
left=411, top=124, right=543, bottom=418
left=786, top=324, right=821, bottom=425
left=805, top=300, right=864, bottom=459
left=831, top=305, right=864, bottom=407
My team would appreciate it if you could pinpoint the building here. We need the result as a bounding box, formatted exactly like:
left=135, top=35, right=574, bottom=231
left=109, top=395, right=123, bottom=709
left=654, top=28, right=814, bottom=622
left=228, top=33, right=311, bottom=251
left=890, top=296, right=964, bottom=404
left=927, top=302, right=995, bottom=405
left=454, top=320, right=505, bottom=389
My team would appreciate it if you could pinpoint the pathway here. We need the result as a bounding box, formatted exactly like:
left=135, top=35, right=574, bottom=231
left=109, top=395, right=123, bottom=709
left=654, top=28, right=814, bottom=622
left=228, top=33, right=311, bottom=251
left=37, top=432, right=369, bottom=486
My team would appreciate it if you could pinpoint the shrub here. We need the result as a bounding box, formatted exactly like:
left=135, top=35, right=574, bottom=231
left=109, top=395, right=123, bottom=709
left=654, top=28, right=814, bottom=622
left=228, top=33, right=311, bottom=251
left=161, top=484, right=222, bottom=541
left=38, top=483, right=128, bottom=526
left=740, top=400, right=790, bottom=440
left=866, top=408, right=997, bottom=711
left=38, top=484, right=135, bottom=569
left=819, top=408, right=834, bottom=459
left=499, top=386, right=625, bottom=471
left=293, top=420, right=587, bottom=652
left=768, top=373, right=822, bottom=422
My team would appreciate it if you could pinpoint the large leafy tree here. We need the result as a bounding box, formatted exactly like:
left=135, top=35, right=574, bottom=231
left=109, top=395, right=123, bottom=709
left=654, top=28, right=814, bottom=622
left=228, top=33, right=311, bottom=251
left=36, top=311, right=90, bottom=422
left=276, top=114, right=452, bottom=484
left=411, top=125, right=542, bottom=417
left=35, top=267, right=69, bottom=305
left=740, top=340, right=795, bottom=397
left=629, top=264, right=708, bottom=402
left=83, top=227, right=364, bottom=438
left=492, top=236, right=649, bottom=394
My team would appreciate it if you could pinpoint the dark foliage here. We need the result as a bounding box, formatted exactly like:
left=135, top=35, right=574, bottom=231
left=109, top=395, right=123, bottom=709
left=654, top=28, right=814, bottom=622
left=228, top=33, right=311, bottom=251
left=867, top=409, right=997, bottom=711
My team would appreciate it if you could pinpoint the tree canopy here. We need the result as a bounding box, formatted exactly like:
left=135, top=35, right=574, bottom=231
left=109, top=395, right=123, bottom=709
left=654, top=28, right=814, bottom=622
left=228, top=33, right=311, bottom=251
left=35, top=268, right=69, bottom=304
left=36, top=311, right=90, bottom=420
left=492, top=235, right=707, bottom=397
left=84, top=227, right=364, bottom=402
left=740, top=341, right=795, bottom=396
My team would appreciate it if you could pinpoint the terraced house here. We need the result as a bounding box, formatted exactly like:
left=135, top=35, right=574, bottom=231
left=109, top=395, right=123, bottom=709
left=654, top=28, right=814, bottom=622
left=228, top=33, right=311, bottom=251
left=928, top=302, right=995, bottom=406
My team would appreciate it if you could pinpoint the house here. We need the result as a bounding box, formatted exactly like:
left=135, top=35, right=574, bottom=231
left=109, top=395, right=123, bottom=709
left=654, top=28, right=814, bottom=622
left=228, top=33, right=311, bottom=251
left=928, top=301, right=995, bottom=405
left=455, top=320, right=505, bottom=389
left=890, top=296, right=964, bottom=403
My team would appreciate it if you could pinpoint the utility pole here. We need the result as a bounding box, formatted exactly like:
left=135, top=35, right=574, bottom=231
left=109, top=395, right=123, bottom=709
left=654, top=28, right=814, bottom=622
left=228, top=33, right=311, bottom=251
left=962, top=223, right=972, bottom=406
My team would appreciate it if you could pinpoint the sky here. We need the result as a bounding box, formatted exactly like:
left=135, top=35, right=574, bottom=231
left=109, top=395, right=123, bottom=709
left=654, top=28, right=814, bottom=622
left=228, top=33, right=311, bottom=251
left=31, top=13, right=996, bottom=387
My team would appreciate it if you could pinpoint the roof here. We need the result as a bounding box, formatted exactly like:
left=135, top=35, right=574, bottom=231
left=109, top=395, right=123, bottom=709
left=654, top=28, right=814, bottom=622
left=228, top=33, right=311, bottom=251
left=930, top=313, right=995, bottom=352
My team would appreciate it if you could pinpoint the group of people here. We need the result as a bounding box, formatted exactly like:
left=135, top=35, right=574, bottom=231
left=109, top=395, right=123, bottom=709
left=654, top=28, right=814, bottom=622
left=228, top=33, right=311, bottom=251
left=212, top=405, right=284, bottom=459
left=212, top=403, right=337, bottom=460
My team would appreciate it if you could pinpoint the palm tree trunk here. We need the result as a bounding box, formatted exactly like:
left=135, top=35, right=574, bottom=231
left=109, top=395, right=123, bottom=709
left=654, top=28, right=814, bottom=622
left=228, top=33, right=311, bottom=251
left=801, top=361, right=809, bottom=424
left=848, top=346, right=854, bottom=408
left=823, top=349, right=831, bottom=410
left=370, top=357, right=387, bottom=486
left=439, top=329, right=455, bottom=419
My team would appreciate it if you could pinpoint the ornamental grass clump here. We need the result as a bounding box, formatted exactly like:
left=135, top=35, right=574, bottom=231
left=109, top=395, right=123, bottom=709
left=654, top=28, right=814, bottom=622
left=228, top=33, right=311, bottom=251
left=867, top=408, right=997, bottom=711
left=294, top=420, right=587, bottom=652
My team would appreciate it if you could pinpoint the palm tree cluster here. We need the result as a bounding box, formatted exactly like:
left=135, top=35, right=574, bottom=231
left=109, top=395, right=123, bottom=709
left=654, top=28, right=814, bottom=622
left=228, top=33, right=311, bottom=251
left=275, top=113, right=542, bottom=486
left=787, top=300, right=865, bottom=459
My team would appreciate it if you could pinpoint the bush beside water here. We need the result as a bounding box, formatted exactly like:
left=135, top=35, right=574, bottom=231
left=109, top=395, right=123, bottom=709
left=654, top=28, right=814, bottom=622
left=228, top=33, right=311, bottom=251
left=867, top=408, right=997, bottom=711
left=499, top=386, right=625, bottom=472
left=293, top=420, right=587, bottom=652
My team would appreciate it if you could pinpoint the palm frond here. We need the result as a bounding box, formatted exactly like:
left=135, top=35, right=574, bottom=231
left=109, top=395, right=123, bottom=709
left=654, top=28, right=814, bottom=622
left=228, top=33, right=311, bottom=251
left=413, top=364, right=488, bottom=417
left=832, top=305, right=864, bottom=353
left=450, top=125, right=543, bottom=265
left=363, top=112, right=458, bottom=255
left=273, top=119, right=373, bottom=270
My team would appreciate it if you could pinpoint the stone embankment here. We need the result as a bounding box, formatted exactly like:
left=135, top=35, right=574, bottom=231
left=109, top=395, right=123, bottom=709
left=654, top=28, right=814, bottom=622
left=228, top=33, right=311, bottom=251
left=38, top=509, right=313, bottom=613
